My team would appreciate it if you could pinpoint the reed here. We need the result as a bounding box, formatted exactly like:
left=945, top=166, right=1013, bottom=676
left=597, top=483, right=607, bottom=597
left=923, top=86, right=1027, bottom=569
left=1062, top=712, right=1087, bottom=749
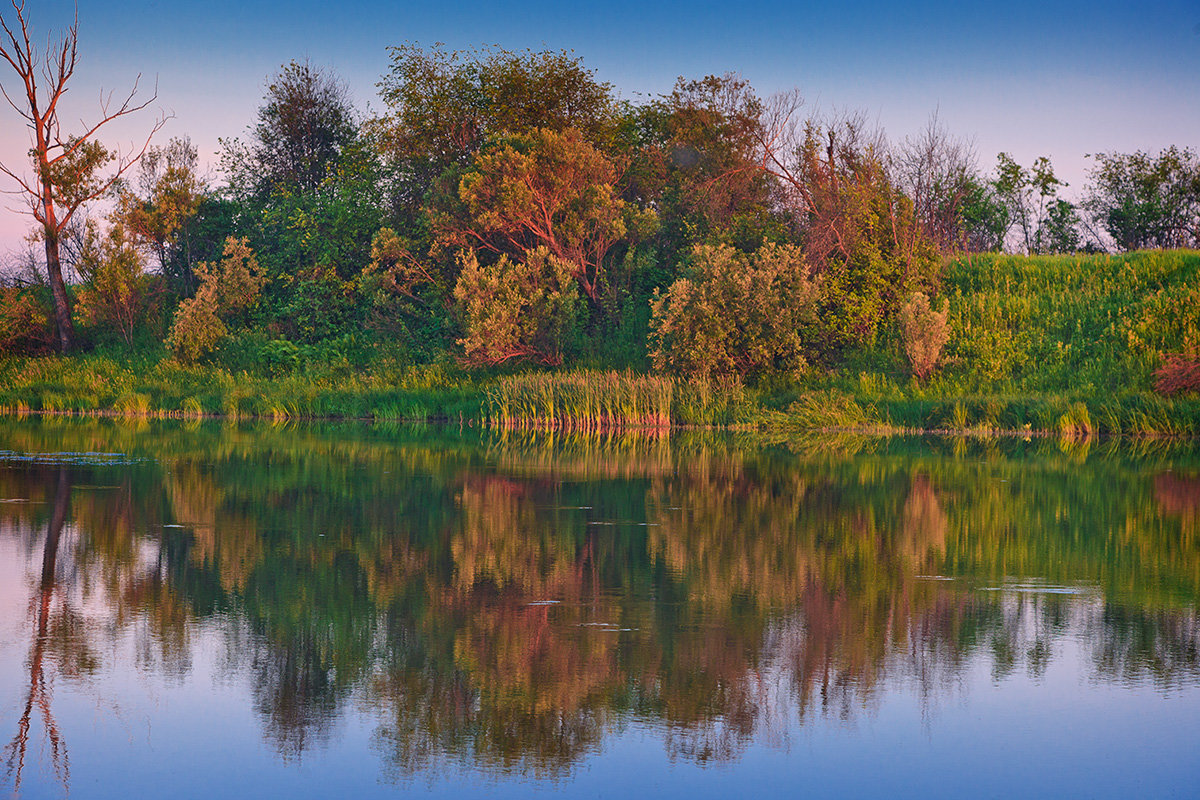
left=487, top=370, right=675, bottom=430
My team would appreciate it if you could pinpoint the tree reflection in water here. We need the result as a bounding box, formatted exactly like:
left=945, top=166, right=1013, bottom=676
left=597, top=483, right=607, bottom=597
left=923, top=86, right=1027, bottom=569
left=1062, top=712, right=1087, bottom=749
left=1, top=420, right=1198, bottom=788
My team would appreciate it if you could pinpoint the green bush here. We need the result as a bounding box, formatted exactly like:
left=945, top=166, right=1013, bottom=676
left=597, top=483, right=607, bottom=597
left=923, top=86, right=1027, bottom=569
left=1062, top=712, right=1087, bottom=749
left=453, top=246, right=581, bottom=367
left=648, top=242, right=818, bottom=379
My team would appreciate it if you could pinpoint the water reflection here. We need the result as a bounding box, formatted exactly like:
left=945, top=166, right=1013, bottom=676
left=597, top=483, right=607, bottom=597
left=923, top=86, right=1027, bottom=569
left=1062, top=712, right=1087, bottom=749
left=1, top=420, right=1199, bottom=794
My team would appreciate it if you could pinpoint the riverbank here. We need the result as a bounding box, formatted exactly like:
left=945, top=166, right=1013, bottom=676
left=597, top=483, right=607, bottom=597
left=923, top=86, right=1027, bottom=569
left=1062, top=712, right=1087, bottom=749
left=3, top=251, right=1198, bottom=436
left=2, top=356, right=1198, bottom=436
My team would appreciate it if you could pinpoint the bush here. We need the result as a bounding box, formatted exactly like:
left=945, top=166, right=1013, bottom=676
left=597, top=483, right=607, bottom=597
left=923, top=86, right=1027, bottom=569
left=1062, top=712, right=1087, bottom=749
left=74, top=223, right=163, bottom=346
left=1155, top=353, right=1200, bottom=396
left=167, top=237, right=265, bottom=362
left=648, top=242, right=818, bottom=379
left=453, top=246, right=581, bottom=366
left=899, top=292, right=950, bottom=381
left=0, top=287, right=55, bottom=355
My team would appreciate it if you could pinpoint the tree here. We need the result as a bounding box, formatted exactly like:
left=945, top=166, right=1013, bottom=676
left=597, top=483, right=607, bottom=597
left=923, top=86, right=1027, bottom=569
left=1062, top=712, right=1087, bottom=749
left=1084, top=147, right=1200, bottom=251
left=372, top=44, right=617, bottom=224
left=167, top=237, right=264, bottom=362
left=74, top=221, right=159, bottom=346
left=447, top=127, right=631, bottom=302
left=893, top=114, right=981, bottom=253
left=628, top=74, right=790, bottom=255
left=992, top=153, right=1079, bottom=253
left=0, top=1, right=165, bottom=352
left=223, top=60, right=356, bottom=197
left=113, top=136, right=204, bottom=293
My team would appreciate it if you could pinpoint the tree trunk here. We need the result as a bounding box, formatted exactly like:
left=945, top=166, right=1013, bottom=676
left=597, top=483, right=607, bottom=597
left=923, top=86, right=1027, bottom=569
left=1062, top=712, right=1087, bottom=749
left=43, top=227, right=75, bottom=353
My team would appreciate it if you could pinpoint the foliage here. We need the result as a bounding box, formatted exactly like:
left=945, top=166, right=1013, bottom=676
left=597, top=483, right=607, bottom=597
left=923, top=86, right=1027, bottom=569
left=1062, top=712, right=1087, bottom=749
left=168, top=237, right=266, bottom=362
left=0, top=287, right=55, bottom=355
left=992, top=153, right=1081, bottom=254
left=649, top=242, right=818, bottom=379
left=1084, top=147, right=1200, bottom=251
left=74, top=222, right=162, bottom=346
left=373, top=43, right=616, bottom=218
left=447, top=127, right=632, bottom=301
left=112, top=136, right=205, bottom=293
left=791, top=119, right=941, bottom=354
left=898, top=292, right=950, bottom=381
left=453, top=247, right=582, bottom=366
left=629, top=74, right=787, bottom=255
left=223, top=60, right=357, bottom=196
left=1155, top=353, right=1200, bottom=396
left=358, top=227, right=452, bottom=359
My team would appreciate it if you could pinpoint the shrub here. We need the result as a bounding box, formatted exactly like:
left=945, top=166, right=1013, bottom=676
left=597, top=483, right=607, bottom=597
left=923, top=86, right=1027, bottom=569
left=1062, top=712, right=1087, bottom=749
left=453, top=246, right=581, bottom=366
left=1155, top=353, right=1200, bottom=396
left=898, top=292, right=950, bottom=381
left=74, top=222, right=161, bottom=346
left=648, top=242, right=818, bottom=379
left=0, top=287, right=54, bottom=355
left=167, top=298, right=227, bottom=363
left=167, top=237, right=264, bottom=362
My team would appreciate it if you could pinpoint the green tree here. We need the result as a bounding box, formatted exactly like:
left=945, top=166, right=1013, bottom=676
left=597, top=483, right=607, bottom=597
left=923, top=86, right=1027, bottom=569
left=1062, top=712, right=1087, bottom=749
left=453, top=246, right=581, bottom=366
left=0, top=2, right=165, bottom=352
left=74, top=221, right=160, bottom=346
left=373, top=44, right=617, bottom=223
left=113, top=136, right=204, bottom=293
left=168, top=237, right=265, bottom=362
left=223, top=60, right=357, bottom=197
left=1084, top=147, right=1200, bottom=251
left=992, top=153, right=1078, bottom=253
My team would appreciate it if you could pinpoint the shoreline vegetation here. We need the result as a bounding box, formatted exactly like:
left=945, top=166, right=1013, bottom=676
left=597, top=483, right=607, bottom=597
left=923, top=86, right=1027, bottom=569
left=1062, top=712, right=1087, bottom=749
left=3, top=251, right=1199, bottom=438
left=2, top=37, right=1199, bottom=430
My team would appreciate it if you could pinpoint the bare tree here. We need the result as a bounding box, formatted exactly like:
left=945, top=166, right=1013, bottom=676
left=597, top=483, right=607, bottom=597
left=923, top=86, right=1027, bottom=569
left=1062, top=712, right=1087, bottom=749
left=0, top=1, right=166, bottom=352
left=894, top=113, right=979, bottom=253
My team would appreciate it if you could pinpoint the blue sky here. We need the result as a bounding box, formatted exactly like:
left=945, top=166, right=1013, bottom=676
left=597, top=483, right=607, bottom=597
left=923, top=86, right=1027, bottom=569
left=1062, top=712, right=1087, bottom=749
left=2, top=0, right=1197, bottom=257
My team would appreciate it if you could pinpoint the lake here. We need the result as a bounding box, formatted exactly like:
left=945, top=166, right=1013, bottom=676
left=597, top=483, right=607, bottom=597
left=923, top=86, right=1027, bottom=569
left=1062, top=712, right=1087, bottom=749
left=1, top=419, right=1198, bottom=798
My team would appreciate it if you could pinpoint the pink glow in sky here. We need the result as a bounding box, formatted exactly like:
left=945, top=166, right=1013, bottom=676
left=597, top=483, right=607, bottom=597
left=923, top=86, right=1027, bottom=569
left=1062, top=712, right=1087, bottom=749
left=2, top=0, right=1197, bottom=260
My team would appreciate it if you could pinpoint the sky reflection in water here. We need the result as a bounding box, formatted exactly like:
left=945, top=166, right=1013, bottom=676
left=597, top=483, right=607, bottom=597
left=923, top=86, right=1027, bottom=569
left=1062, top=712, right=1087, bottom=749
left=1, top=420, right=1198, bottom=798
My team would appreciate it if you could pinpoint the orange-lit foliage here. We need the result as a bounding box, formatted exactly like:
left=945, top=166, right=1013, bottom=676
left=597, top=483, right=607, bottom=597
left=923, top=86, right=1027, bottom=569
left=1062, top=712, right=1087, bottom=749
left=1154, top=352, right=1200, bottom=396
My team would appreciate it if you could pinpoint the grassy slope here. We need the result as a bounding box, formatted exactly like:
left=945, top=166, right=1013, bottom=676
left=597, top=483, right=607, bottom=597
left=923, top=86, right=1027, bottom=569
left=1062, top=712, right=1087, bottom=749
left=2, top=251, right=1199, bottom=434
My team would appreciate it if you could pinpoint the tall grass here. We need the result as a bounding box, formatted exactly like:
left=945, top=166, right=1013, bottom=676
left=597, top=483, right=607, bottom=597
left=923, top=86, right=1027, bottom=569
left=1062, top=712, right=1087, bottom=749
left=488, top=371, right=673, bottom=430
left=486, top=370, right=758, bottom=429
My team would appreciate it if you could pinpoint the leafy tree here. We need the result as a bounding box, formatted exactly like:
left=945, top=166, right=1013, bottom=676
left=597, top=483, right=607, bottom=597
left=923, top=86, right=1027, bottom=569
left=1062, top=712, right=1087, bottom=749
left=445, top=127, right=632, bottom=302
left=74, top=222, right=161, bottom=346
left=958, top=176, right=1009, bottom=252
left=0, top=2, right=165, bottom=351
left=223, top=60, right=357, bottom=197
left=373, top=44, right=617, bottom=222
left=453, top=246, right=581, bottom=366
left=789, top=118, right=940, bottom=353
left=0, top=286, right=54, bottom=354
left=1084, top=147, right=1200, bottom=251
left=113, top=136, right=205, bottom=293
left=648, top=242, right=819, bottom=378
left=630, top=74, right=788, bottom=255
left=992, top=153, right=1079, bottom=253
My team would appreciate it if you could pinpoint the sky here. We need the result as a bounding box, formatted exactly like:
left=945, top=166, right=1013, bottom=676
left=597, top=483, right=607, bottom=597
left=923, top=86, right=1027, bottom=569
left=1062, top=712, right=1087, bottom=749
left=1, top=0, right=1198, bottom=259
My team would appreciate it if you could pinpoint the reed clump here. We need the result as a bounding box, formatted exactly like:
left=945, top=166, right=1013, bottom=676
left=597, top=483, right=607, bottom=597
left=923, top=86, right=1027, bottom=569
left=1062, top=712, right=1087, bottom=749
left=488, top=370, right=674, bottom=430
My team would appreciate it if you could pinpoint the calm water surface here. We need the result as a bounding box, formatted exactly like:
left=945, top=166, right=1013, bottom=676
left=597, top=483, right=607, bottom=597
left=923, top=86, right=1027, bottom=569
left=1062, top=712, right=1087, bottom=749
left=1, top=419, right=1198, bottom=798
